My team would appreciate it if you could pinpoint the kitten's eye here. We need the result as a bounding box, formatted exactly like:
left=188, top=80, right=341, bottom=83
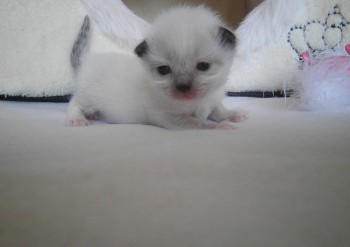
left=157, top=65, right=172, bottom=75
left=196, top=62, right=210, bottom=71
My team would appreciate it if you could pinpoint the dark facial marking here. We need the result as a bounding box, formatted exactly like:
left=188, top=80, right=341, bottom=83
left=218, top=27, right=236, bottom=49
left=135, top=40, right=149, bottom=57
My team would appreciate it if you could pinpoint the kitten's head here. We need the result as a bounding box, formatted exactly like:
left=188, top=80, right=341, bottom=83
left=135, top=6, right=236, bottom=101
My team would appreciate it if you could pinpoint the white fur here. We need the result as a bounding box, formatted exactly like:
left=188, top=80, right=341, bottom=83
left=67, top=6, right=246, bottom=130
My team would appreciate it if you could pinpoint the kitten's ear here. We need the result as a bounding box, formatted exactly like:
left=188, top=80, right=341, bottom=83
left=218, top=27, right=236, bottom=49
left=135, top=40, right=149, bottom=57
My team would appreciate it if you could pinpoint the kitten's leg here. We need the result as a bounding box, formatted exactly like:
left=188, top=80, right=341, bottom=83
left=210, top=103, right=248, bottom=123
left=66, top=98, right=89, bottom=127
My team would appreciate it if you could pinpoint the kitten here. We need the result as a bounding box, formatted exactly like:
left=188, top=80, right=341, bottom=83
left=66, top=5, right=247, bottom=130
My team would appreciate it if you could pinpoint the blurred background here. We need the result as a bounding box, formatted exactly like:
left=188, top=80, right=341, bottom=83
left=124, top=0, right=263, bottom=28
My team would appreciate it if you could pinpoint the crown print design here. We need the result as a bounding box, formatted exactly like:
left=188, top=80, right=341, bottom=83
left=287, top=4, right=350, bottom=60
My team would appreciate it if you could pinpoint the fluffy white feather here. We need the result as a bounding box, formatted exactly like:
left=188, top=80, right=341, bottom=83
left=235, top=0, right=302, bottom=55
left=293, top=46, right=350, bottom=111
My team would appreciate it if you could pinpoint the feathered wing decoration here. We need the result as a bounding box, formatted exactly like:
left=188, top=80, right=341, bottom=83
left=81, top=0, right=302, bottom=55
left=80, top=0, right=150, bottom=49
left=235, top=0, right=302, bottom=55
left=292, top=44, right=350, bottom=111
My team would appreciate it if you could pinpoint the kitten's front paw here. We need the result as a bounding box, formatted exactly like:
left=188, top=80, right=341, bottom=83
left=228, top=111, right=248, bottom=123
left=69, top=119, right=89, bottom=127
left=215, top=121, right=236, bottom=130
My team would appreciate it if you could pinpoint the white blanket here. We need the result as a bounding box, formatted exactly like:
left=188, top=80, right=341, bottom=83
left=1, top=97, right=350, bottom=246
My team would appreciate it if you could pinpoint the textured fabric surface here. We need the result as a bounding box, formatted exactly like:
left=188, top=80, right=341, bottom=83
left=1, top=97, right=350, bottom=246
left=0, top=0, right=122, bottom=98
left=0, top=0, right=83, bottom=97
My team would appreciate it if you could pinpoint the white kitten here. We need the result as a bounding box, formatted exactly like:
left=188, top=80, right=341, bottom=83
left=67, top=5, right=247, bottom=130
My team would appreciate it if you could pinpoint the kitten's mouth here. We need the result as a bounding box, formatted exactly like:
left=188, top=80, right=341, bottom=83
left=167, top=87, right=205, bottom=101
left=171, top=92, right=198, bottom=101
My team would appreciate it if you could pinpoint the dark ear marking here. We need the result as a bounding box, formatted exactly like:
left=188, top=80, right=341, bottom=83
left=135, top=40, right=149, bottom=57
left=218, top=27, right=236, bottom=49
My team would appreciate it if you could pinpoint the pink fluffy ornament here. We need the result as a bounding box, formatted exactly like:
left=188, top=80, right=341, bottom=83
left=293, top=44, right=350, bottom=111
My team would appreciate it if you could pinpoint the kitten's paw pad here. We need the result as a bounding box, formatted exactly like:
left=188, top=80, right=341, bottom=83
left=229, top=111, right=248, bottom=123
left=69, top=119, right=89, bottom=127
left=215, top=121, right=236, bottom=130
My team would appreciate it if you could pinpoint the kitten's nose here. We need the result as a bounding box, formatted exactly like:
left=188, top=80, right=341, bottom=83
left=176, top=82, right=192, bottom=93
